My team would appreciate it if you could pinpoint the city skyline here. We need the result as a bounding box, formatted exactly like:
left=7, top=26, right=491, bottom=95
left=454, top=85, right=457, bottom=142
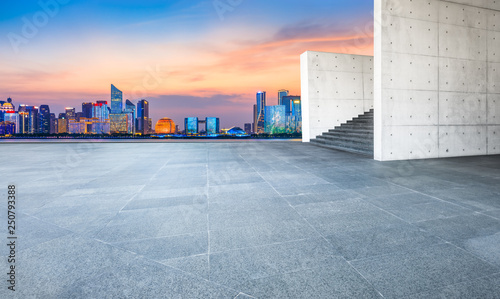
left=0, top=0, right=373, bottom=128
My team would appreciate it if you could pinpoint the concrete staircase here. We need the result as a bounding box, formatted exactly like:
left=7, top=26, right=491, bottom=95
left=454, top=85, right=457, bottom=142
left=310, top=109, right=374, bottom=157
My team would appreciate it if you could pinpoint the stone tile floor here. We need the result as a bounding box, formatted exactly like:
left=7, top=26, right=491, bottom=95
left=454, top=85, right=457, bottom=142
left=1, top=141, right=500, bottom=298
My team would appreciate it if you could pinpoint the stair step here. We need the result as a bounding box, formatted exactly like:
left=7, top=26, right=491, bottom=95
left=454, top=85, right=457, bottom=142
left=310, top=140, right=373, bottom=157
left=311, top=109, right=374, bottom=156
left=323, top=131, right=373, bottom=138
left=317, top=135, right=373, bottom=145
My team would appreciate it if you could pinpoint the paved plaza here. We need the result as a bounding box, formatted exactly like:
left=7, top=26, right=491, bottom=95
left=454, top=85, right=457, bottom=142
left=1, top=141, right=500, bottom=298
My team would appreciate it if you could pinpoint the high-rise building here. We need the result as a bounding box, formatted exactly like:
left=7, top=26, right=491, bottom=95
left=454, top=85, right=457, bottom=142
left=49, top=113, right=56, bottom=134
left=4, top=112, right=19, bottom=134
left=18, top=105, right=39, bottom=134
left=111, top=84, right=123, bottom=114
left=253, top=104, right=257, bottom=133
left=282, top=96, right=302, bottom=133
left=82, top=102, right=94, bottom=118
left=110, top=114, right=128, bottom=134
left=65, top=108, right=76, bottom=119
left=265, top=105, right=286, bottom=134
left=57, top=113, right=68, bottom=134
left=0, top=121, right=15, bottom=135
left=184, top=117, right=199, bottom=135
left=38, top=105, right=51, bottom=134
left=124, top=100, right=136, bottom=134
left=94, top=101, right=109, bottom=122
left=137, top=99, right=151, bottom=135
left=278, top=89, right=289, bottom=105
left=205, top=117, right=220, bottom=135
left=256, top=91, right=266, bottom=134
left=244, top=123, right=252, bottom=134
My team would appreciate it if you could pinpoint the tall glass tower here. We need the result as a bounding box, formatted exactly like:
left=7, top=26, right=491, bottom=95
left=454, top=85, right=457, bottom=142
left=137, top=99, right=150, bottom=134
left=124, top=100, right=136, bottom=134
left=256, top=91, right=266, bottom=134
left=38, top=105, right=51, bottom=134
left=278, top=89, right=289, bottom=105
left=82, top=102, right=94, bottom=118
left=111, top=84, right=123, bottom=114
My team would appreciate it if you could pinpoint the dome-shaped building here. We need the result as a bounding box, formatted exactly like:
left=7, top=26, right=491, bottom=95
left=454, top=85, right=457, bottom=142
left=155, top=118, right=176, bottom=134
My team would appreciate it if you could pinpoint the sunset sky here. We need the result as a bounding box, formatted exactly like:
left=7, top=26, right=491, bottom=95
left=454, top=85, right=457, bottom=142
left=0, top=0, right=373, bottom=128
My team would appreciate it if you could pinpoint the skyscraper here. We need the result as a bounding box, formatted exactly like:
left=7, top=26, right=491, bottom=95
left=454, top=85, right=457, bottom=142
left=111, top=84, right=123, bottom=114
left=49, top=113, right=56, bottom=134
left=265, top=105, right=286, bottom=134
left=137, top=99, right=151, bottom=135
left=38, top=105, right=51, bottom=134
left=278, top=89, right=289, bottom=105
left=82, top=102, right=94, bottom=118
left=244, top=123, right=252, bottom=134
left=124, top=100, right=136, bottom=134
left=205, top=117, right=220, bottom=135
left=4, top=112, right=19, bottom=134
left=18, top=105, right=39, bottom=134
left=282, top=96, right=302, bottom=133
left=57, top=113, right=67, bottom=134
left=136, top=100, right=151, bottom=135
left=256, top=91, right=266, bottom=134
left=185, top=117, right=199, bottom=135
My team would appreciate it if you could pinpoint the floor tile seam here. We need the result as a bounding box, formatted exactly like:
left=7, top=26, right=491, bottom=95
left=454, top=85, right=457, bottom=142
left=93, top=238, right=244, bottom=295
left=443, top=239, right=500, bottom=271
left=412, top=211, right=500, bottom=225
left=206, top=158, right=211, bottom=282
left=382, top=180, right=479, bottom=211
left=94, top=157, right=174, bottom=238
left=344, top=240, right=451, bottom=264
left=477, top=210, right=500, bottom=220
left=208, top=237, right=326, bottom=255
left=249, top=154, right=389, bottom=298
left=394, top=272, right=500, bottom=299
left=233, top=293, right=257, bottom=299
left=103, top=231, right=210, bottom=245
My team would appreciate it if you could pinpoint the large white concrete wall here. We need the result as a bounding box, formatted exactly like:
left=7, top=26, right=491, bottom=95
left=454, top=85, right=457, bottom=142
left=301, top=51, right=374, bottom=142
left=374, top=0, right=500, bottom=161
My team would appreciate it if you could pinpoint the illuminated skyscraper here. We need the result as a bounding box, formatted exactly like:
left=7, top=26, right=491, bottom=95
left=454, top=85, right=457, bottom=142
left=57, top=113, right=68, bottom=134
left=124, top=100, right=136, bottom=134
left=137, top=99, right=151, bottom=135
left=49, top=113, right=56, bottom=134
left=4, top=112, right=18, bottom=133
left=265, top=105, right=286, bottom=134
left=94, top=101, right=109, bottom=122
left=205, top=117, right=220, bottom=135
left=38, top=105, right=51, bottom=134
left=82, top=102, right=94, bottom=118
left=184, top=117, right=199, bottom=135
left=278, top=89, right=289, bottom=105
left=110, top=114, right=128, bottom=133
left=244, top=123, right=252, bottom=134
left=282, top=96, right=301, bottom=133
left=253, top=104, right=257, bottom=133
left=256, top=91, right=266, bottom=134
left=65, top=108, right=76, bottom=119
left=111, top=84, right=123, bottom=114
left=18, top=105, right=38, bottom=134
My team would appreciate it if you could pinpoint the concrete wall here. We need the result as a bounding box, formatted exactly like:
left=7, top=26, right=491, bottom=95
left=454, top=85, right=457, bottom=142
left=374, top=0, right=500, bottom=161
left=301, top=51, right=374, bottom=142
